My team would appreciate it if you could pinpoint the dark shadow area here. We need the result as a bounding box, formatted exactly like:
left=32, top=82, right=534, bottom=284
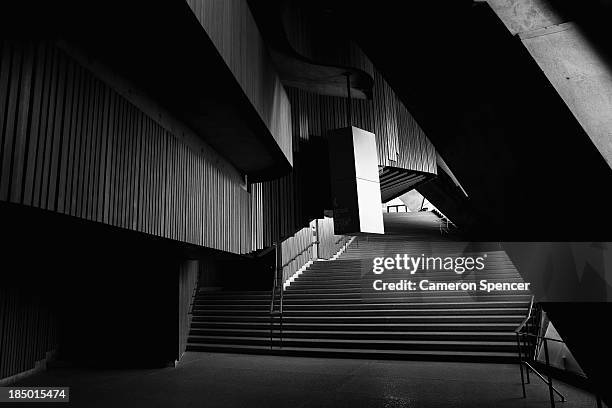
left=330, top=0, right=612, bottom=242
left=13, top=352, right=602, bottom=408
left=0, top=202, right=270, bottom=371
left=0, top=202, right=182, bottom=368
left=543, top=302, right=612, bottom=407
left=550, top=0, right=612, bottom=67
left=0, top=0, right=292, bottom=180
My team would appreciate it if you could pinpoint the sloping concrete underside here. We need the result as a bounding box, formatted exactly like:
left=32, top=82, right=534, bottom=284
left=339, top=1, right=612, bottom=242
left=485, top=0, right=612, bottom=170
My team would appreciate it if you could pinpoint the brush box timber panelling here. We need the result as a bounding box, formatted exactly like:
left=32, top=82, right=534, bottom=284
left=249, top=75, right=438, bottom=248
left=0, top=39, right=435, bottom=258
left=251, top=138, right=335, bottom=249
left=0, top=199, right=209, bottom=381
left=0, top=286, right=58, bottom=382
left=280, top=217, right=347, bottom=284
left=281, top=0, right=375, bottom=80
left=286, top=71, right=438, bottom=175
left=0, top=39, right=277, bottom=254
left=252, top=172, right=299, bottom=249
left=281, top=222, right=315, bottom=284
left=185, top=0, right=293, bottom=165
left=178, top=260, right=199, bottom=359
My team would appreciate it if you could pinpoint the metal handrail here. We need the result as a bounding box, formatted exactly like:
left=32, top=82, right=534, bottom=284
left=268, top=230, right=351, bottom=351
left=515, top=295, right=535, bottom=333
left=269, top=242, right=282, bottom=350
left=386, top=204, right=407, bottom=212
left=269, top=273, right=277, bottom=314
left=518, top=332, right=565, bottom=344
left=515, top=299, right=569, bottom=408
left=517, top=331, right=567, bottom=406
left=270, top=236, right=316, bottom=350
left=430, top=209, right=455, bottom=235
left=281, top=241, right=318, bottom=269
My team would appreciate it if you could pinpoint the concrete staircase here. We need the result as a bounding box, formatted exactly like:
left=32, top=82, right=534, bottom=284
left=187, top=212, right=530, bottom=362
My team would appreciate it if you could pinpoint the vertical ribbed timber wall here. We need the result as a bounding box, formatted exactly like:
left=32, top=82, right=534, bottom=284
left=280, top=217, right=348, bottom=284
left=286, top=71, right=438, bottom=174
left=0, top=39, right=265, bottom=254
left=0, top=36, right=441, bottom=381
left=178, top=260, right=199, bottom=361
left=0, top=286, right=58, bottom=382
left=0, top=39, right=288, bottom=381
left=248, top=74, right=439, bottom=249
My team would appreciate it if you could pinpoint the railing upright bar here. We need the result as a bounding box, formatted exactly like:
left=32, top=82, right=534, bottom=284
left=269, top=241, right=283, bottom=350
left=516, top=298, right=570, bottom=405
left=269, top=224, right=351, bottom=351
left=269, top=274, right=274, bottom=350
left=524, top=333, right=530, bottom=384
left=269, top=242, right=277, bottom=350
left=522, top=361, right=566, bottom=400
left=517, top=332, right=527, bottom=398
left=280, top=240, right=285, bottom=348
left=544, top=339, right=556, bottom=408
left=281, top=241, right=319, bottom=269
left=277, top=241, right=283, bottom=349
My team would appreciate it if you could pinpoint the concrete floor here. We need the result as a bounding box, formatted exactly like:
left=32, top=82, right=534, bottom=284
left=14, top=352, right=601, bottom=408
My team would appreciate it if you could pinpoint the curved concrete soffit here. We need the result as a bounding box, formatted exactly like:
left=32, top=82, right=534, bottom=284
left=254, top=0, right=375, bottom=99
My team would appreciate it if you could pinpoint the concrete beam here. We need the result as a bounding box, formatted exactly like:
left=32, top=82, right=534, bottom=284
left=486, top=0, right=612, bottom=169
left=484, top=0, right=566, bottom=35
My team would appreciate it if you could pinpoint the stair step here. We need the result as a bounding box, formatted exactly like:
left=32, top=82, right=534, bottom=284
left=195, top=295, right=531, bottom=303
left=305, top=267, right=517, bottom=273
left=293, top=272, right=521, bottom=278
left=190, top=321, right=519, bottom=331
left=283, top=286, right=526, bottom=292
left=193, top=301, right=529, bottom=310
left=192, top=308, right=527, bottom=317
left=286, top=282, right=526, bottom=290
left=185, top=343, right=518, bottom=363
left=192, top=315, right=525, bottom=324
left=186, top=335, right=516, bottom=351
left=288, top=277, right=524, bottom=284
left=189, top=328, right=516, bottom=341
left=187, top=226, right=531, bottom=363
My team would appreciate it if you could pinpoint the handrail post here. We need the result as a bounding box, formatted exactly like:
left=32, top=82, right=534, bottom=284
left=517, top=332, right=527, bottom=398
left=524, top=324, right=531, bottom=384
left=543, top=338, right=555, bottom=408
left=269, top=241, right=282, bottom=350
left=515, top=299, right=568, bottom=407
left=269, top=259, right=275, bottom=350
left=276, top=241, right=283, bottom=349
left=314, top=219, right=319, bottom=260
left=276, top=240, right=281, bottom=289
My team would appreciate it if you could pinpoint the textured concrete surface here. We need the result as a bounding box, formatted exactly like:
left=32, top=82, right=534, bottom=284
left=521, top=22, right=612, bottom=171
left=13, top=352, right=601, bottom=407
left=486, top=0, right=612, bottom=171
left=485, top=0, right=566, bottom=35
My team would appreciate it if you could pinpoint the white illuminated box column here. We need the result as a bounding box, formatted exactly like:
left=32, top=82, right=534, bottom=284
left=328, top=126, right=384, bottom=234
